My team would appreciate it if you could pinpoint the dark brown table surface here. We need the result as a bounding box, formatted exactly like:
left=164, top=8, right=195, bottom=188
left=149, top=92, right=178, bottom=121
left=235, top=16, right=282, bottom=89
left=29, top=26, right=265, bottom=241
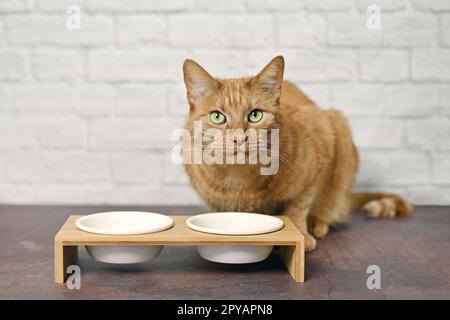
left=0, top=205, right=449, bottom=300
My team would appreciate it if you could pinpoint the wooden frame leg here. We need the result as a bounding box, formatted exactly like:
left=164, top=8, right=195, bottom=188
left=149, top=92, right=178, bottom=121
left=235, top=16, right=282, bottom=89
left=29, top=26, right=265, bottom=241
left=280, top=240, right=304, bottom=282
left=55, top=241, right=78, bottom=284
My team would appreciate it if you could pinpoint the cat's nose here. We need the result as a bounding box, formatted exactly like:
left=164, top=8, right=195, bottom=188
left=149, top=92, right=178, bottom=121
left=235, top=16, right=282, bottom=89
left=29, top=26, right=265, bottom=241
left=233, top=134, right=248, bottom=146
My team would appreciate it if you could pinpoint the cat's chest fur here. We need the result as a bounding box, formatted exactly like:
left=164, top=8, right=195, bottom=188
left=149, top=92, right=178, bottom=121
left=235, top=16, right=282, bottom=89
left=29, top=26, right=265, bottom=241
left=185, top=164, right=292, bottom=213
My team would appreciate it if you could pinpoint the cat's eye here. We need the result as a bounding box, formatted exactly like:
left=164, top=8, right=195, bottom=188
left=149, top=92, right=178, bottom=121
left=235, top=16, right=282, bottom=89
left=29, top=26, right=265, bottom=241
left=248, top=109, right=263, bottom=123
left=210, top=111, right=226, bottom=124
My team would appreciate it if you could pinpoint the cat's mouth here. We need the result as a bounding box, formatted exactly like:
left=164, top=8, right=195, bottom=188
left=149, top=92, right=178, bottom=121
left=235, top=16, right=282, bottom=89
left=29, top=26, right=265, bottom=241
left=231, top=149, right=249, bottom=156
left=226, top=144, right=255, bottom=155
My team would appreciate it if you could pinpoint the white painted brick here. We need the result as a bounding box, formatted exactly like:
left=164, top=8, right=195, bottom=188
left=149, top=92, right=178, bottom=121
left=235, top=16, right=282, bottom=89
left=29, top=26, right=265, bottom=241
left=45, top=184, right=197, bottom=205
left=38, top=118, right=88, bottom=149
left=359, top=50, right=408, bottom=82
left=141, top=0, right=191, bottom=12
left=187, top=49, right=250, bottom=78
left=37, top=183, right=199, bottom=205
left=88, top=49, right=186, bottom=81
left=117, top=16, right=166, bottom=46
left=0, top=185, right=35, bottom=203
left=246, top=0, right=305, bottom=12
left=107, top=185, right=202, bottom=205
left=331, top=84, right=440, bottom=117
left=225, top=16, right=273, bottom=48
left=295, top=83, right=330, bottom=107
left=406, top=119, right=450, bottom=150
left=195, top=0, right=246, bottom=12
left=0, top=23, right=4, bottom=48
left=168, top=83, right=190, bottom=117
left=349, top=118, right=404, bottom=148
left=0, top=153, right=5, bottom=180
left=440, top=85, right=450, bottom=115
left=0, top=118, right=37, bottom=149
left=90, top=117, right=184, bottom=151
left=110, top=152, right=163, bottom=184
left=0, top=51, right=27, bottom=80
left=406, top=187, right=450, bottom=205
left=306, top=0, right=352, bottom=11
left=412, top=0, right=450, bottom=11
left=162, top=151, right=190, bottom=184
left=5, top=15, right=114, bottom=46
left=15, top=84, right=115, bottom=117
left=0, top=0, right=29, bottom=12
left=0, top=87, right=13, bottom=114
left=440, top=15, right=450, bottom=46
left=288, top=50, right=357, bottom=81
left=327, top=14, right=382, bottom=47
left=31, top=49, right=83, bottom=81
left=356, top=150, right=429, bottom=186
left=168, top=14, right=273, bottom=48
left=87, top=0, right=144, bottom=13
left=276, top=14, right=326, bottom=48
left=250, top=49, right=356, bottom=82
left=382, top=14, right=437, bottom=47
left=431, top=153, right=450, bottom=185
left=353, top=184, right=409, bottom=199
left=7, top=151, right=110, bottom=182
left=355, top=0, right=408, bottom=12
left=412, top=50, right=450, bottom=81
left=116, top=84, right=167, bottom=116
left=33, top=183, right=113, bottom=204
left=87, top=0, right=190, bottom=13
left=36, top=0, right=85, bottom=12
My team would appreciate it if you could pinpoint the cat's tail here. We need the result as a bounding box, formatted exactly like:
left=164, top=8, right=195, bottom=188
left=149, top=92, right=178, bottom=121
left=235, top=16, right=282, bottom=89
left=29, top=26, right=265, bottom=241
left=351, top=192, right=413, bottom=218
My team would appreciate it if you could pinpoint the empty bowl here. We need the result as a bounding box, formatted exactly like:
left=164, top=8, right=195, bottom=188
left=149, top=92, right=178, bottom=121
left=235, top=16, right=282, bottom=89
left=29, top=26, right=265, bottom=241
left=75, top=211, right=173, bottom=264
left=186, top=212, right=284, bottom=264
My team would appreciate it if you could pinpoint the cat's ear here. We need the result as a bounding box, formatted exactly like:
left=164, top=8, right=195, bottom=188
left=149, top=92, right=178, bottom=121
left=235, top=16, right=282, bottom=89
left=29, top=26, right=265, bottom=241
left=183, top=59, right=218, bottom=108
left=255, top=56, right=285, bottom=98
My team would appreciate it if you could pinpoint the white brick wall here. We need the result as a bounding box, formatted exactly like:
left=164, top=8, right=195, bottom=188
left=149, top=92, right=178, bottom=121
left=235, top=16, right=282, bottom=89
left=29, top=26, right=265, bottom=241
left=0, top=0, right=449, bottom=205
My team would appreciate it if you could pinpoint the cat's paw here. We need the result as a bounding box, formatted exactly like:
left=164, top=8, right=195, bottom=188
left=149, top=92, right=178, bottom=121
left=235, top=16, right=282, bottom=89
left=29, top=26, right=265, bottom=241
left=312, top=218, right=329, bottom=238
left=304, top=233, right=317, bottom=252
left=363, top=197, right=413, bottom=219
left=289, top=216, right=317, bottom=251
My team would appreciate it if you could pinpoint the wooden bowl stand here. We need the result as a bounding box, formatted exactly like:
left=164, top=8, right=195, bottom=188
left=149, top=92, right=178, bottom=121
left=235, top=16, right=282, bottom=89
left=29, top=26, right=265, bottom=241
left=55, top=215, right=305, bottom=283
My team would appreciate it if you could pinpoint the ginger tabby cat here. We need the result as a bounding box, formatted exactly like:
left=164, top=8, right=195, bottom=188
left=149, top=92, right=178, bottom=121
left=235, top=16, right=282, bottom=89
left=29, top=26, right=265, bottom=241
left=182, top=56, right=412, bottom=252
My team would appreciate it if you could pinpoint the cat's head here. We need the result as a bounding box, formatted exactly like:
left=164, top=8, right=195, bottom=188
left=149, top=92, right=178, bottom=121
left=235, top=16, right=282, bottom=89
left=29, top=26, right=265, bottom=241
left=182, top=56, right=285, bottom=155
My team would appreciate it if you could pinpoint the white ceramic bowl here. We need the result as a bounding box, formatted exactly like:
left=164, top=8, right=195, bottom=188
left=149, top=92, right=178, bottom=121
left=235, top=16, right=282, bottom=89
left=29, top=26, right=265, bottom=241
left=187, top=212, right=284, bottom=264
left=76, top=211, right=173, bottom=264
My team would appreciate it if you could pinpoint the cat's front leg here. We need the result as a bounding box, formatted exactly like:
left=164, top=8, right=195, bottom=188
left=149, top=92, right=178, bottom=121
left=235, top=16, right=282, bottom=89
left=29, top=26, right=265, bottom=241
left=310, top=217, right=329, bottom=238
left=284, top=195, right=317, bottom=252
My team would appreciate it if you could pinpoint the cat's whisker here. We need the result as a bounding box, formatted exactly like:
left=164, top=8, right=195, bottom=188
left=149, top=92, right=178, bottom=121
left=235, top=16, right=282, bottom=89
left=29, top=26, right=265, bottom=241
left=258, top=147, right=302, bottom=176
